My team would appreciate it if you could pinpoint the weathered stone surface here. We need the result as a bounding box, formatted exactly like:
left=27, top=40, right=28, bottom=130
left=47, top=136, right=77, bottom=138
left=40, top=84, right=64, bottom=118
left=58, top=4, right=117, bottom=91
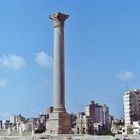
left=46, top=112, right=71, bottom=134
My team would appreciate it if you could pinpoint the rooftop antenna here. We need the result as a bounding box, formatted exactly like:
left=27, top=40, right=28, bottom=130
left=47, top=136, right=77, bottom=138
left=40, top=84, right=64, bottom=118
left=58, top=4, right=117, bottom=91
left=125, top=81, right=129, bottom=92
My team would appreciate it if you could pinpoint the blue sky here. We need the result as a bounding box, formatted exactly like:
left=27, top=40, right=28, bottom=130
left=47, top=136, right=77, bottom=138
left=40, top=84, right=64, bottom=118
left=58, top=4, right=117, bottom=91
left=0, top=0, right=140, bottom=119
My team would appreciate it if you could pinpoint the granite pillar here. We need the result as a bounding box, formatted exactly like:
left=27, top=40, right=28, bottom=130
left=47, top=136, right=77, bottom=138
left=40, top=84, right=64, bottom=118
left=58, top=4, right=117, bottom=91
left=46, top=12, right=71, bottom=134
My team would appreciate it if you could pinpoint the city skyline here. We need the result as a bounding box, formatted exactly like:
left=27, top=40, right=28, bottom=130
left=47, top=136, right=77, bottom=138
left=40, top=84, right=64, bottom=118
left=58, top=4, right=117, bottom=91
left=0, top=0, right=140, bottom=120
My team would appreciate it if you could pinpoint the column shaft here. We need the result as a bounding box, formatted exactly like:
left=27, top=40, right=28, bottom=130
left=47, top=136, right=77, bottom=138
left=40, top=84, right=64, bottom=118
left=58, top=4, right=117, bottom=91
left=53, top=27, right=65, bottom=112
left=49, top=12, right=69, bottom=113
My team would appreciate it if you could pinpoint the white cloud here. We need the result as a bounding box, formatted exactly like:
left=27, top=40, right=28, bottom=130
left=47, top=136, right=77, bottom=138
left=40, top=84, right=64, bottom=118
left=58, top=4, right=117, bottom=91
left=116, top=71, right=134, bottom=81
left=0, top=79, right=7, bottom=88
left=0, top=54, right=26, bottom=70
left=35, top=51, right=53, bottom=68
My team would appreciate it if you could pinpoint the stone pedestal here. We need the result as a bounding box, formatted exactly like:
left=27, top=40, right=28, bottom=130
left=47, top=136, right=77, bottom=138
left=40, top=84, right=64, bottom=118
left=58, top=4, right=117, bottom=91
left=47, top=112, right=71, bottom=134
left=46, top=12, right=71, bottom=134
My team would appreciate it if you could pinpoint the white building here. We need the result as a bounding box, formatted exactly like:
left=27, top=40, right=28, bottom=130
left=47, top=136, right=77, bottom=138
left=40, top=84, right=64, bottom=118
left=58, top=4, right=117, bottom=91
left=133, top=121, right=140, bottom=134
left=20, top=123, right=33, bottom=131
left=76, top=112, right=93, bottom=134
left=10, top=115, right=15, bottom=124
left=124, top=89, right=140, bottom=126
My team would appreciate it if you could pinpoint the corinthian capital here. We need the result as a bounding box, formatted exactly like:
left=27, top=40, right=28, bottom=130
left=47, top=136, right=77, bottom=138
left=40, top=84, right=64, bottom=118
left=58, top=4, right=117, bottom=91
left=49, top=12, right=69, bottom=28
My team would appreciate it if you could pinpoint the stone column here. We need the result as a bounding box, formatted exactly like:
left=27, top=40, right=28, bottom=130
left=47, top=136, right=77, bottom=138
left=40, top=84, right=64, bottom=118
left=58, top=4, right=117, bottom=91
left=46, top=12, right=71, bottom=134
left=49, top=12, right=69, bottom=112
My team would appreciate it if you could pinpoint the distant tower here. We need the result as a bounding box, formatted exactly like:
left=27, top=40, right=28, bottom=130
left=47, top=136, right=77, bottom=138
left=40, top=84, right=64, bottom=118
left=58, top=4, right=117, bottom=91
left=46, top=12, right=71, bottom=134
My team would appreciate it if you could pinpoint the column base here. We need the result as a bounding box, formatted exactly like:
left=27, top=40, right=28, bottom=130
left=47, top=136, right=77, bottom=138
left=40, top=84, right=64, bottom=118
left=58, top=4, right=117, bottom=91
left=46, top=111, right=72, bottom=134
left=53, top=107, right=66, bottom=112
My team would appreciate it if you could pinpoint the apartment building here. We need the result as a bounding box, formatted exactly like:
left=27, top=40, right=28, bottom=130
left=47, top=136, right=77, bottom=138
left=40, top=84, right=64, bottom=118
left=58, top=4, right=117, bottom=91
left=124, top=89, right=140, bottom=126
